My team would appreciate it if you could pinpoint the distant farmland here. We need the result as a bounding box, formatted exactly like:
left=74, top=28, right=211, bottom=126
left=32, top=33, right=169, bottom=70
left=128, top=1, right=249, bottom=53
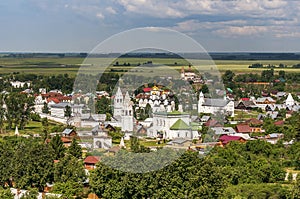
left=0, top=57, right=299, bottom=76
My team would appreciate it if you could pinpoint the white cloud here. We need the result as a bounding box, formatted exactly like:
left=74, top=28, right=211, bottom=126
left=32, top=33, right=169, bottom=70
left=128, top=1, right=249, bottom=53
left=172, top=19, right=248, bottom=32
left=105, top=6, right=117, bottom=15
left=214, top=26, right=268, bottom=37
left=116, top=0, right=296, bottom=19
left=275, top=32, right=300, bottom=38
left=96, top=12, right=104, bottom=19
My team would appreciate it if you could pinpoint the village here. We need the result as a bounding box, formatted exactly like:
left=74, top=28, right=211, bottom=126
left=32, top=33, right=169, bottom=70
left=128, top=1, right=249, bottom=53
left=0, top=64, right=299, bottom=198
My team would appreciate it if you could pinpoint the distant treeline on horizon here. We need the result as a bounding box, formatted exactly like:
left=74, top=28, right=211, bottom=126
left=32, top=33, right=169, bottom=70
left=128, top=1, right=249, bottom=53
left=1, top=52, right=300, bottom=60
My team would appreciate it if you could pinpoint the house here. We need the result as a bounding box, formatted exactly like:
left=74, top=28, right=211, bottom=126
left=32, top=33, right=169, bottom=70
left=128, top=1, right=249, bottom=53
left=211, top=127, right=236, bottom=135
left=265, top=133, right=284, bottom=144
left=166, top=138, right=193, bottom=149
left=274, top=120, right=284, bottom=126
left=49, top=102, right=86, bottom=118
left=88, top=193, right=99, bottom=199
left=255, top=97, right=276, bottom=109
left=228, top=133, right=252, bottom=140
left=10, top=81, right=30, bottom=88
left=204, top=119, right=223, bottom=127
left=234, top=100, right=257, bottom=110
left=266, top=111, right=279, bottom=119
left=84, top=156, right=101, bottom=170
left=219, top=135, right=246, bottom=146
left=200, top=115, right=211, bottom=122
left=276, top=92, right=286, bottom=98
left=62, top=128, right=77, bottom=137
left=236, top=124, right=252, bottom=134
left=198, top=92, right=234, bottom=117
left=242, top=118, right=263, bottom=126
left=61, top=137, right=72, bottom=147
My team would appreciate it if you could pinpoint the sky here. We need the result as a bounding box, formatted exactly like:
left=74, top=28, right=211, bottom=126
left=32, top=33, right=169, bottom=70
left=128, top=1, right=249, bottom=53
left=1, top=0, right=300, bottom=52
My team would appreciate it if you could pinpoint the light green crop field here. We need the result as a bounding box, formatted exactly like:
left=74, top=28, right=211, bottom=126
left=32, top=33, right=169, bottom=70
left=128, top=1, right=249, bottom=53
left=0, top=57, right=299, bottom=76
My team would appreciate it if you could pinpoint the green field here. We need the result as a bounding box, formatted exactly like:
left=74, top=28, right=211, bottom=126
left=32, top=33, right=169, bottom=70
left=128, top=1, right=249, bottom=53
left=0, top=57, right=300, bottom=76
left=0, top=120, right=64, bottom=136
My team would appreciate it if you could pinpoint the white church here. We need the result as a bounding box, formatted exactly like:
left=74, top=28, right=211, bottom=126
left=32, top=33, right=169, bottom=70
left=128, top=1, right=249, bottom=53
left=113, top=87, right=134, bottom=132
left=198, top=91, right=235, bottom=117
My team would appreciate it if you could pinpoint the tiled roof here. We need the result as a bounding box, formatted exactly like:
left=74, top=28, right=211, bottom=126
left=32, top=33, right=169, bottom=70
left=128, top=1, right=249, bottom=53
left=236, top=124, right=252, bottom=133
left=204, top=119, right=222, bottom=127
left=84, top=156, right=101, bottom=164
left=274, top=120, right=284, bottom=126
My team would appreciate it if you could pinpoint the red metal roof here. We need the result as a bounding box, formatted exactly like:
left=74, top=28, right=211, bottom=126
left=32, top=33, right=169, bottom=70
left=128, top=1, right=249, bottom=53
left=219, top=135, right=244, bottom=145
left=84, top=156, right=101, bottom=164
left=241, top=98, right=250, bottom=101
left=143, top=87, right=152, bottom=92
left=236, top=124, right=252, bottom=133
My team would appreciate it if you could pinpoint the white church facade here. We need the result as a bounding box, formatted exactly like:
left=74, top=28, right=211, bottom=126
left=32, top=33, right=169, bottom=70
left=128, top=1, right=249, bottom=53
left=113, top=87, right=134, bottom=132
left=147, top=111, right=199, bottom=139
left=198, top=91, right=235, bottom=117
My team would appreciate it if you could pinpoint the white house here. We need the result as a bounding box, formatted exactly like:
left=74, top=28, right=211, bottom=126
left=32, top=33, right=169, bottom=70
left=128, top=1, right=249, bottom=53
left=10, top=81, right=30, bottom=88
left=49, top=102, right=86, bottom=118
left=198, top=92, right=234, bottom=117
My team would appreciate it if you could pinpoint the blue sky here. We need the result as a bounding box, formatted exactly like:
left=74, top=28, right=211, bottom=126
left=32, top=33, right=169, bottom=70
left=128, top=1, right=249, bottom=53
left=1, top=0, right=300, bottom=52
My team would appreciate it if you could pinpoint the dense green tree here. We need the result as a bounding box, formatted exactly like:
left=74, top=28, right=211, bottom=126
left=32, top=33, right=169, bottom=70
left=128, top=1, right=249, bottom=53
left=54, top=155, right=86, bottom=183
left=292, top=174, right=300, bottom=198
left=95, top=97, right=112, bottom=114
left=261, top=69, right=274, bottom=82
left=221, top=183, right=290, bottom=199
left=42, top=102, right=50, bottom=114
left=90, top=151, right=229, bottom=198
left=200, top=84, right=209, bottom=94
left=13, top=140, right=54, bottom=191
left=64, top=105, right=72, bottom=118
left=51, top=181, right=84, bottom=198
left=0, top=187, right=14, bottom=199
left=5, top=92, right=34, bottom=129
left=68, top=137, right=82, bottom=159
left=49, top=135, right=66, bottom=160
left=222, top=70, right=235, bottom=83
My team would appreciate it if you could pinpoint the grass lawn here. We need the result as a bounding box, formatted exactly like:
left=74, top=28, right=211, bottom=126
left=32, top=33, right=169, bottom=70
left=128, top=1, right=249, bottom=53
left=234, top=110, right=261, bottom=121
left=0, top=120, right=63, bottom=136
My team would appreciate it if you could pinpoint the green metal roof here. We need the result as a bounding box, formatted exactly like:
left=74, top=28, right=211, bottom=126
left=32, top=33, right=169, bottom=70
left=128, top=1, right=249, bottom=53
left=170, top=119, right=190, bottom=130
